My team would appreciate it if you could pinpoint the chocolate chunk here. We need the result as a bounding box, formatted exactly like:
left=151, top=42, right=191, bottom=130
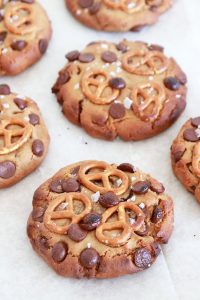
left=62, top=178, right=80, bottom=192
left=108, top=77, right=126, bottom=90
left=32, top=207, right=45, bottom=222
left=80, top=213, right=101, bottom=231
left=52, top=241, right=68, bottom=263
left=0, top=15, right=4, bottom=22
left=55, top=72, right=70, bottom=89
left=116, top=42, right=128, bottom=53
left=0, top=31, right=7, bottom=42
left=80, top=248, right=100, bottom=269
left=117, top=163, right=135, bottom=173
left=183, top=128, right=199, bottom=142
left=68, top=224, right=87, bottom=242
left=89, top=2, right=101, bottom=14
left=71, top=166, right=80, bottom=176
left=78, top=0, right=93, bottom=8
left=99, top=192, right=119, bottom=208
left=101, top=51, right=117, bottom=63
left=65, top=50, right=80, bottom=61
left=14, top=98, right=27, bottom=110
left=0, top=84, right=10, bottom=95
left=39, top=39, right=48, bottom=54
left=151, top=206, right=163, bottom=223
left=132, top=181, right=150, bottom=195
left=164, top=77, right=180, bottom=91
left=130, top=25, right=145, bottom=32
left=109, top=103, right=126, bottom=119
left=151, top=242, right=161, bottom=257
left=11, top=40, right=27, bottom=51
left=32, top=140, right=44, bottom=157
left=148, top=44, right=164, bottom=52
left=191, top=117, right=200, bottom=128
left=134, top=248, right=152, bottom=269
left=0, top=161, right=16, bottom=179
left=79, top=53, right=95, bottom=63
left=173, top=150, right=185, bottom=163
left=29, top=113, right=40, bottom=126
left=149, top=179, right=165, bottom=194
left=21, top=0, right=35, bottom=3
left=49, top=178, right=63, bottom=193
left=39, top=236, right=49, bottom=250
left=135, top=223, right=149, bottom=237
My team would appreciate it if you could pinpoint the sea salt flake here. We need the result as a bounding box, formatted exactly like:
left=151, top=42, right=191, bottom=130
left=116, top=178, right=122, bottom=187
left=129, top=218, right=136, bottom=225
left=195, top=128, right=200, bottom=138
left=110, top=71, right=116, bottom=77
left=2, top=48, right=8, bottom=54
left=76, top=9, right=82, bottom=15
left=91, top=191, right=100, bottom=202
left=87, top=243, right=91, bottom=248
left=74, top=83, right=80, bottom=90
left=101, top=43, right=108, bottom=49
left=139, top=202, right=145, bottom=209
left=127, top=195, right=136, bottom=202
left=58, top=202, right=68, bottom=210
left=148, top=76, right=154, bottom=81
left=2, top=103, right=9, bottom=108
left=123, top=97, right=132, bottom=109
left=176, top=94, right=182, bottom=99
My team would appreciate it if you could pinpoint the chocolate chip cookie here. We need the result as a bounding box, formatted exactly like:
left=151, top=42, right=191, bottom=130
left=171, top=117, right=200, bottom=203
left=0, top=84, right=49, bottom=188
left=0, top=0, right=52, bottom=76
left=27, top=160, right=174, bottom=279
left=52, top=40, right=187, bottom=141
left=66, top=0, right=173, bottom=32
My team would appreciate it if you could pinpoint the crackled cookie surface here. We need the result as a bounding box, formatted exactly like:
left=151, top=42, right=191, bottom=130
left=66, top=0, right=173, bottom=32
left=27, top=160, right=174, bottom=279
left=0, top=84, right=49, bottom=188
left=0, top=0, right=52, bottom=75
left=171, top=117, right=200, bottom=203
left=52, top=40, right=187, bottom=141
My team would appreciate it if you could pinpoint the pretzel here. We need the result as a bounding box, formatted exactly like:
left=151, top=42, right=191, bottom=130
left=43, top=192, right=92, bottom=235
left=130, top=82, right=166, bottom=122
left=103, top=0, right=145, bottom=14
left=122, top=50, right=168, bottom=76
left=78, top=161, right=129, bottom=195
left=81, top=69, right=119, bottom=105
left=96, top=202, right=145, bottom=247
left=0, top=117, right=32, bottom=155
left=192, top=142, right=200, bottom=177
left=4, top=2, right=35, bottom=35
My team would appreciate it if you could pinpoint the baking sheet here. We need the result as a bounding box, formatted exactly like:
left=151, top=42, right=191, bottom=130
left=0, top=0, right=200, bottom=299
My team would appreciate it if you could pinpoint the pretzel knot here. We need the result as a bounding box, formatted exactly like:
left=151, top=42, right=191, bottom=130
left=130, top=82, right=166, bottom=122
left=122, top=50, right=168, bottom=75
left=96, top=202, right=145, bottom=247
left=0, top=117, right=32, bottom=155
left=81, top=70, right=120, bottom=105
left=4, top=2, right=35, bottom=35
left=103, top=0, right=145, bottom=13
left=192, top=143, right=200, bottom=177
left=79, top=161, right=129, bottom=195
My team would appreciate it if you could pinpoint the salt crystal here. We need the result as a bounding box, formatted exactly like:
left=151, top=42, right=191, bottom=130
left=2, top=103, right=9, bottom=108
left=101, top=43, right=108, bottom=49
left=74, top=83, right=80, bottom=90
left=129, top=218, right=136, bottom=225
left=76, top=9, right=82, bottom=15
left=176, top=94, right=182, bottom=99
left=116, top=178, right=122, bottom=187
left=91, top=191, right=100, bottom=202
left=2, top=48, right=8, bottom=54
left=87, top=243, right=91, bottom=248
left=139, top=202, right=145, bottom=209
left=195, top=128, right=200, bottom=138
left=123, top=97, right=132, bottom=109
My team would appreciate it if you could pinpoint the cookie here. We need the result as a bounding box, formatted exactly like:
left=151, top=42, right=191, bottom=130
left=171, top=117, right=200, bottom=203
left=27, top=160, right=174, bottom=279
left=52, top=40, right=187, bottom=141
left=0, top=84, right=49, bottom=188
left=66, top=0, right=173, bottom=32
left=0, top=0, right=52, bottom=76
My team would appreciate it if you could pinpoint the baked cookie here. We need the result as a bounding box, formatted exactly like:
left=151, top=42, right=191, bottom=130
left=66, top=0, right=173, bottom=32
left=0, top=84, right=49, bottom=188
left=0, top=0, right=52, bottom=76
left=171, top=117, right=200, bottom=203
left=52, top=40, right=187, bottom=141
left=27, top=160, right=174, bottom=279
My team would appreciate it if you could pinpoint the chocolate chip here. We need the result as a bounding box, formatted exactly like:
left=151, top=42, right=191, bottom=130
left=191, top=117, right=200, bottom=128
left=108, top=77, right=126, bottom=90
left=70, top=166, right=80, bottom=176
left=29, top=113, right=40, bottom=126
left=39, top=39, right=48, bottom=54
left=14, top=98, right=27, bottom=110
left=173, top=150, right=185, bottom=163
left=49, top=178, right=63, bottom=193
left=78, top=0, right=93, bottom=8
left=134, top=248, right=152, bottom=269
left=65, top=50, right=80, bottom=61
left=79, top=53, right=95, bottom=63
left=117, top=163, right=135, bottom=173
left=101, top=51, right=117, bottom=63
left=132, top=181, right=150, bottom=195
left=0, top=14, right=4, bottom=22
left=80, top=213, right=101, bottom=231
left=109, top=103, right=126, bottom=119
left=11, top=40, right=27, bottom=51
left=0, top=161, right=16, bottom=179
left=116, top=42, right=128, bottom=53
left=32, top=207, right=45, bottom=222
left=149, top=180, right=165, bottom=194
left=0, top=31, right=7, bottom=42
left=89, top=2, right=101, bottom=14
left=135, top=223, right=149, bottom=237
left=130, top=25, right=145, bottom=32
left=52, top=241, right=68, bottom=263
left=151, top=242, right=161, bottom=257
left=0, top=84, right=10, bottom=95
left=39, top=236, right=49, bottom=250
left=80, top=248, right=100, bottom=269
left=148, top=44, right=164, bottom=52
left=151, top=206, right=163, bottom=223
left=183, top=128, right=199, bottom=142
left=68, top=224, right=87, bottom=242
left=99, top=192, right=119, bottom=208
left=32, top=140, right=44, bottom=157
left=62, top=178, right=80, bottom=192
left=164, top=77, right=180, bottom=91
left=53, top=72, right=70, bottom=93
left=21, top=0, right=35, bottom=3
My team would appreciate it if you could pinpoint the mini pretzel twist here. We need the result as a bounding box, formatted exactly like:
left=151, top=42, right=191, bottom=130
left=96, top=202, right=145, bottom=247
left=103, top=0, right=145, bottom=14
left=122, top=50, right=168, bottom=76
left=4, top=2, right=35, bottom=35
left=79, top=161, right=129, bottom=195
left=0, top=117, right=32, bottom=155
left=130, top=82, right=166, bottom=122
left=43, top=193, right=92, bottom=235
left=192, top=142, right=200, bottom=177
left=81, top=70, right=119, bottom=105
